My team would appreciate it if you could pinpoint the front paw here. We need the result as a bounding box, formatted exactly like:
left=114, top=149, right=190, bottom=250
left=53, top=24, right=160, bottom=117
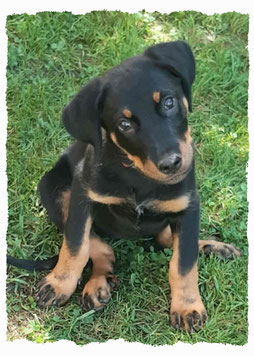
left=35, top=273, right=78, bottom=307
left=81, top=273, right=119, bottom=311
left=170, top=300, right=207, bottom=332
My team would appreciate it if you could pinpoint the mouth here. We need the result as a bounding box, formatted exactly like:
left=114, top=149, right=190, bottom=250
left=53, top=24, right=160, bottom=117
left=119, top=150, right=192, bottom=184
left=127, top=156, right=192, bottom=184
left=111, top=132, right=193, bottom=184
left=164, top=166, right=192, bottom=184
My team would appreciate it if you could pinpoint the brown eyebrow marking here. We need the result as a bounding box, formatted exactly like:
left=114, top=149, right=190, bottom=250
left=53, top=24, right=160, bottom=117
left=153, top=91, right=160, bottom=103
left=122, top=109, right=132, bottom=119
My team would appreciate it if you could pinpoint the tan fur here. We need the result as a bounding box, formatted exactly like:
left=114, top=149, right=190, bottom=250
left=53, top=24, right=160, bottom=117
left=89, top=236, right=115, bottom=276
left=198, top=239, right=241, bottom=257
left=123, top=109, right=132, bottom=119
left=153, top=91, right=160, bottom=103
left=110, top=132, right=193, bottom=184
left=82, top=275, right=112, bottom=309
left=110, top=132, right=147, bottom=172
left=152, top=195, right=190, bottom=213
left=156, top=225, right=173, bottom=248
left=88, top=189, right=125, bottom=205
left=38, top=217, right=92, bottom=306
left=169, top=233, right=207, bottom=331
left=182, top=96, right=189, bottom=112
left=142, top=158, right=170, bottom=181
left=81, top=236, right=117, bottom=310
left=184, top=126, right=192, bottom=145
left=179, top=138, right=193, bottom=171
left=61, top=189, right=71, bottom=223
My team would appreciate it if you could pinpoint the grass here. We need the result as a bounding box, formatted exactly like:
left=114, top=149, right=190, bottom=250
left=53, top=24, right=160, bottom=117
left=6, top=11, right=249, bottom=345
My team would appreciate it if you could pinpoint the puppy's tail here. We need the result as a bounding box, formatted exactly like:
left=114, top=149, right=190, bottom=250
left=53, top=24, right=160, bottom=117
left=7, top=254, right=58, bottom=271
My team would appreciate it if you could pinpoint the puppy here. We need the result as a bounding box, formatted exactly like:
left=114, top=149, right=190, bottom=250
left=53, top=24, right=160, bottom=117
left=7, top=41, right=241, bottom=332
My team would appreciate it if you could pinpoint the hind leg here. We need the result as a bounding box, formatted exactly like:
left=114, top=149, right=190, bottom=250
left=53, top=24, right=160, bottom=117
left=198, top=240, right=241, bottom=259
left=38, top=141, right=87, bottom=232
left=35, top=143, right=91, bottom=306
left=81, top=236, right=119, bottom=311
left=38, top=153, right=72, bottom=232
left=156, top=225, right=173, bottom=248
left=156, top=227, right=241, bottom=259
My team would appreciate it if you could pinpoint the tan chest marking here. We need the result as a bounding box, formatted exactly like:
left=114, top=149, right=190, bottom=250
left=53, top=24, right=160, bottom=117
left=88, top=189, right=125, bottom=205
left=151, top=195, right=190, bottom=213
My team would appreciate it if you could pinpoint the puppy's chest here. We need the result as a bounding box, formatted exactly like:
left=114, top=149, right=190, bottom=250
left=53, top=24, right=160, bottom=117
left=88, top=188, right=190, bottom=215
left=133, top=194, right=190, bottom=215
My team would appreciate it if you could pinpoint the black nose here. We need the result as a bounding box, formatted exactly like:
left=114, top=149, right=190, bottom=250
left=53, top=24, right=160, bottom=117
left=158, top=153, right=182, bottom=174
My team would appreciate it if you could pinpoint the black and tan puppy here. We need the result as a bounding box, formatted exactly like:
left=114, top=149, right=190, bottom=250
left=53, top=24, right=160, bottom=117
left=7, top=41, right=241, bottom=332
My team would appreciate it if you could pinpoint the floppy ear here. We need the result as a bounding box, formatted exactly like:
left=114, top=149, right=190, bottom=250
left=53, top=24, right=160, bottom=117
left=144, top=41, right=195, bottom=111
left=62, top=78, right=103, bottom=157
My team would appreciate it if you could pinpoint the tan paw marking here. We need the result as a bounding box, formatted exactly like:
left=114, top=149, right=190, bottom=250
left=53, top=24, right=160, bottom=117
left=35, top=272, right=78, bottom=307
left=199, top=240, right=242, bottom=259
left=81, top=274, right=119, bottom=311
left=170, top=298, right=207, bottom=332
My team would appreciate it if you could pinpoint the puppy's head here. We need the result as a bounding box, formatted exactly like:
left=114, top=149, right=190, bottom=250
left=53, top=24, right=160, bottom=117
left=63, top=41, right=195, bottom=184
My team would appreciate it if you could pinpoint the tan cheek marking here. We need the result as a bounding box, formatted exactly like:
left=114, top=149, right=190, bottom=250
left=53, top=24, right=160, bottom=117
left=179, top=138, right=193, bottom=169
left=110, top=133, right=168, bottom=181
left=110, top=132, right=119, bottom=146
left=129, top=156, right=167, bottom=181
left=122, top=109, right=132, bottom=119
left=143, top=159, right=169, bottom=181
left=88, top=189, right=125, bottom=205
left=156, top=225, right=173, bottom=248
left=153, top=91, right=160, bottom=103
left=152, top=195, right=190, bottom=213
left=110, top=132, right=145, bottom=171
left=144, top=144, right=194, bottom=183
left=183, top=96, right=189, bottom=112
left=184, top=126, right=192, bottom=145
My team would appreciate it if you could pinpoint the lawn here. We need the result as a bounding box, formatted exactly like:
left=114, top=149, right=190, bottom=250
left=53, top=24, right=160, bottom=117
left=6, top=11, right=249, bottom=345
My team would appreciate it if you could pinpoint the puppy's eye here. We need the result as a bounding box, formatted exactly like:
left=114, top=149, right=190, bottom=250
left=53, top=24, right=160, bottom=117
left=118, top=119, right=132, bottom=132
left=163, top=96, right=175, bottom=110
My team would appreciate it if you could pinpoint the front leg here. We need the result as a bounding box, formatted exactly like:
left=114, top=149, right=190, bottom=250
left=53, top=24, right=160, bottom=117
left=81, top=236, right=119, bottom=311
left=169, top=195, right=207, bottom=332
left=36, top=176, right=91, bottom=307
